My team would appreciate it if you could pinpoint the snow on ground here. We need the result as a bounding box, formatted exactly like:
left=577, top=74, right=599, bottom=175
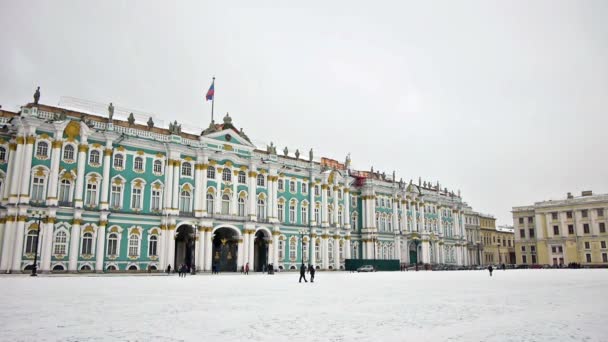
left=0, top=269, right=607, bottom=342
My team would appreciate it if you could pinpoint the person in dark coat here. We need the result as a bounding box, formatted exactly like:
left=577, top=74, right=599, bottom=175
left=245, top=262, right=250, bottom=275
left=309, top=264, right=315, bottom=283
left=299, top=263, right=308, bottom=283
left=166, top=264, right=171, bottom=275
left=488, top=265, right=494, bottom=277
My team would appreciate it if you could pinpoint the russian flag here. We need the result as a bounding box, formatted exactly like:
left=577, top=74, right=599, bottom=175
left=206, top=81, right=214, bottom=101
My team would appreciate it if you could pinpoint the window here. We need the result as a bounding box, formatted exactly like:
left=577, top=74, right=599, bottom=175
left=31, top=177, right=45, bottom=202
left=314, top=207, right=320, bottom=224
left=351, top=214, right=358, bottom=230
left=179, top=191, right=191, bottom=213
left=586, top=254, right=591, bottom=263
left=25, top=230, right=38, bottom=254
left=598, top=209, right=604, bottom=217
left=257, top=174, right=265, bottom=187
left=131, top=187, right=142, bottom=209
left=89, top=150, right=100, bottom=165
left=338, top=190, right=343, bottom=199
left=221, top=194, right=230, bottom=215
left=36, top=141, right=49, bottom=158
left=531, top=255, right=537, bottom=264
left=0, top=147, right=6, bottom=161
left=207, top=166, right=215, bottom=179
left=583, top=224, right=590, bottom=234
left=278, top=203, right=284, bottom=222
left=568, top=225, right=574, bottom=235
left=237, top=197, right=245, bottom=216
left=519, top=229, right=525, bottom=238
left=553, top=226, right=559, bottom=235
left=289, top=181, right=296, bottom=193
left=301, top=206, right=308, bottom=225
left=80, top=232, right=93, bottom=255
left=338, top=209, right=343, bottom=226
left=302, top=241, right=309, bottom=262
left=582, top=210, right=588, bottom=218
left=531, top=246, right=536, bottom=253
left=110, top=184, right=122, bottom=208
left=551, top=212, right=558, bottom=220
left=128, top=235, right=139, bottom=257
left=302, top=182, right=308, bottom=194
left=289, top=239, right=297, bottom=260
left=113, top=154, right=124, bottom=169
left=522, top=255, right=527, bottom=264
left=518, top=217, right=524, bottom=224
left=314, top=186, right=320, bottom=196
left=222, top=168, right=231, bottom=182
left=289, top=203, right=296, bottom=224
left=107, top=233, right=118, bottom=256
left=278, top=239, right=284, bottom=260
left=566, top=211, right=573, bottom=219
left=528, top=217, right=533, bottom=224
left=238, top=171, right=246, bottom=184
left=53, top=231, right=67, bottom=255
left=206, top=193, right=214, bottom=213
left=153, top=160, right=163, bottom=174
left=182, top=162, right=192, bottom=177
left=315, top=241, right=320, bottom=260
left=603, top=253, right=608, bottom=263
left=600, top=223, right=606, bottom=233
left=584, top=242, right=590, bottom=249
left=151, top=189, right=161, bottom=211
left=134, top=157, right=144, bottom=171
left=257, top=198, right=266, bottom=220
left=601, top=241, right=606, bottom=249
left=352, top=196, right=356, bottom=207
left=63, top=145, right=75, bottom=161
left=149, top=236, right=158, bottom=256
left=86, top=183, right=98, bottom=207
left=529, top=229, right=535, bottom=238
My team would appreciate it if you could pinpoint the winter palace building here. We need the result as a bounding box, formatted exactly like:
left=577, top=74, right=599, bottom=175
left=0, top=96, right=478, bottom=273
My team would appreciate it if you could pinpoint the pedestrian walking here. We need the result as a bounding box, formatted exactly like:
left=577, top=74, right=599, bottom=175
left=241, top=265, right=244, bottom=274
left=245, top=262, right=249, bottom=275
left=166, top=264, right=172, bottom=275
left=182, top=264, right=188, bottom=278
left=299, top=263, right=308, bottom=283
left=177, top=264, right=182, bottom=277
left=309, top=264, right=315, bottom=283
left=488, top=265, right=494, bottom=277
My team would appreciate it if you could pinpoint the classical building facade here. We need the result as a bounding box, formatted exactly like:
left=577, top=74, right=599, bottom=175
left=0, top=97, right=478, bottom=273
left=513, top=191, right=608, bottom=267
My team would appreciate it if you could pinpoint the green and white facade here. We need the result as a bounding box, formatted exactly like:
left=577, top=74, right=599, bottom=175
left=0, top=100, right=475, bottom=273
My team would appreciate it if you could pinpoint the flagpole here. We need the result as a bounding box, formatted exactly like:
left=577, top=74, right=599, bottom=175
left=211, top=76, right=215, bottom=124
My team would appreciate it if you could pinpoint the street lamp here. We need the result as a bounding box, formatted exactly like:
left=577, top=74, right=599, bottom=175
left=31, top=212, right=45, bottom=277
left=299, top=229, right=307, bottom=266
left=413, top=237, right=420, bottom=271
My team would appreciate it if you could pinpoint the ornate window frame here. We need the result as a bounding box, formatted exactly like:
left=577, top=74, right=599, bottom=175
left=62, top=143, right=77, bottom=164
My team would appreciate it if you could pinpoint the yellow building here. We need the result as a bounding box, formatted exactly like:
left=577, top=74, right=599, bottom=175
left=512, top=191, right=608, bottom=266
left=478, top=214, right=515, bottom=265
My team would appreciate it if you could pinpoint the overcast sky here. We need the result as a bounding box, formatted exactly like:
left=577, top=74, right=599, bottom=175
left=1, top=1, right=607, bottom=225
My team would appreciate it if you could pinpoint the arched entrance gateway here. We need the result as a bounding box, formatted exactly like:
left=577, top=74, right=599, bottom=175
left=212, top=227, right=238, bottom=272
left=253, top=230, right=270, bottom=272
left=175, top=225, right=196, bottom=271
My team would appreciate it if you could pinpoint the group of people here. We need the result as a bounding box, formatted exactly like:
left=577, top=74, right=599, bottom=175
left=240, top=263, right=250, bottom=275
left=164, top=264, right=191, bottom=277
left=299, top=263, right=316, bottom=283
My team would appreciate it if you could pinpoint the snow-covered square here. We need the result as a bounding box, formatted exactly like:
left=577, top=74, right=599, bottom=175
left=1, top=270, right=607, bottom=341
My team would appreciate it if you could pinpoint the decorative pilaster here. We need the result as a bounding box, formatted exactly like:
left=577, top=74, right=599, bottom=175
left=46, top=139, right=63, bottom=206
left=322, top=231, right=329, bottom=269
left=247, top=168, right=257, bottom=221
left=172, top=160, right=180, bottom=210
left=0, top=216, right=16, bottom=271
left=40, top=215, right=56, bottom=272
left=321, top=184, right=329, bottom=227
left=73, top=123, right=90, bottom=208
left=11, top=215, right=27, bottom=271
left=68, top=211, right=83, bottom=271
left=333, top=235, right=340, bottom=270
left=8, top=138, right=24, bottom=204
left=164, top=159, right=174, bottom=212
left=344, top=233, right=351, bottom=259
left=344, top=189, right=351, bottom=229
left=95, top=213, right=109, bottom=272
left=2, top=143, right=17, bottom=203
left=204, top=227, right=213, bottom=271
left=99, top=140, right=113, bottom=210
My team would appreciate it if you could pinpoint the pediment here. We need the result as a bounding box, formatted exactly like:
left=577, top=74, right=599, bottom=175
left=203, top=129, right=255, bottom=148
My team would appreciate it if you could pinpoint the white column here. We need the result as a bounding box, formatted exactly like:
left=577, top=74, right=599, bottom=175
left=99, top=143, right=113, bottom=210
left=266, top=176, right=273, bottom=219
left=248, top=169, right=257, bottom=221
left=95, top=222, right=106, bottom=272
left=11, top=218, right=25, bottom=271
left=332, top=185, right=339, bottom=226
left=438, top=207, right=444, bottom=235
left=46, top=140, right=63, bottom=206
left=345, top=234, right=351, bottom=259
left=309, top=178, right=315, bottom=226
left=334, top=236, right=340, bottom=269
left=322, top=233, right=329, bottom=269
left=392, top=198, right=398, bottom=232
left=167, top=227, right=176, bottom=269
left=420, top=203, right=426, bottom=232
left=231, top=170, right=238, bottom=215
left=172, top=162, right=180, bottom=210
left=248, top=231, right=255, bottom=266
left=272, top=231, right=279, bottom=268
left=344, top=190, right=351, bottom=229
left=267, top=240, right=274, bottom=267
left=237, top=238, right=244, bottom=269
left=309, top=234, right=316, bottom=266
left=0, top=218, right=16, bottom=271
left=164, top=160, right=174, bottom=211
left=68, top=219, right=82, bottom=271
left=8, top=140, right=24, bottom=204
left=0, top=218, right=6, bottom=269
left=2, top=144, right=16, bottom=203
left=242, top=230, right=250, bottom=264
left=205, top=229, right=213, bottom=271
left=19, top=136, right=36, bottom=203
left=193, top=163, right=202, bottom=216
left=201, top=160, right=209, bottom=216
left=321, top=184, right=329, bottom=227
left=73, top=144, right=88, bottom=208
left=214, top=166, right=222, bottom=214
left=197, top=227, right=205, bottom=270
left=361, top=197, right=366, bottom=230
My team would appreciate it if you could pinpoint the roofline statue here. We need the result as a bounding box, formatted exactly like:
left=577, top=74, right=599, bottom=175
left=33, top=86, right=40, bottom=105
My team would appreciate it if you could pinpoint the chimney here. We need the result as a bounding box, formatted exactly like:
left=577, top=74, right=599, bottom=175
left=567, top=192, right=573, bottom=199
left=582, top=190, right=593, bottom=197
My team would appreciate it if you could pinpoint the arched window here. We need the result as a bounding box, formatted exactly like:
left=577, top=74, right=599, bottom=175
left=302, top=240, right=309, bottom=262
left=237, top=197, right=245, bottom=216
left=207, top=166, right=215, bottom=179
left=0, top=147, right=6, bottom=161
left=179, top=191, right=191, bottom=213
left=301, top=206, right=308, bottom=225
left=85, top=182, right=98, bottom=207
left=134, top=157, right=144, bottom=171
left=31, top=176, right=46, bottom=202
left=278, top=202, right=284, bottom=222
left=58, top=179, right=72, bottom=203
left=131, top=187, right=142, bottom=209
left=328, top=207, right=334, bottom=224
left=289, top=238, right=297, bottom=260
left=351, top=213, right=358, bottom=230
left=36, top=141, right=49, bottom=158
left=182, top=162, right=192, bottom=176
left=278, top=179, right=284, bottom=191
left=388, top=215, right=393, bottom=231
left=302, top=182, right=308, bottom=194
left=151, top=188, right=161, bottom=211
left=53, top=231, right=67, bottom=255
left=89, top=150, right=100, bottom=165
left=149, top=235, right=158, bottom=257
left=63, top=145, right=75, bottom=161
left=314, top=206, right=320, bottom=224
left=221, top=194, right=230, bottom=215
left=222, top=168, right=231, bottom=182
left=206, top=193, right=214, bottom=213
left=238, top=171, right=246, bottom=184
left=154, top=160, right=163, bottom=174
left=315, top=240, right=321, bottom=260
left=289, top=202, right=296, bottom=224
left=278, top=238, right=285, bottom=260
left=257, top=198, right=266, bottom=220
left=128, top=235, right=139, bottom=257
left=25, top=229, right=38, bottom=254
left=376, top=214, right=380, bottom=230
left=328, top=240, right=334, bottom=261
left=107, top=233, right=118, bottom=256
left=110, top=183, right=122, bottom=208
left=257, top=174, right=265, bottom=187
left=81, top=232, right=93, bottom=255
left=289, top=180, right=295, bottom=193
left=113, top=154, right=124, bottom=169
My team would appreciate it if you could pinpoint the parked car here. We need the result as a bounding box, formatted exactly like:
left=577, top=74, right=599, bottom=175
left=357, top=265, right=375, bottom=272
